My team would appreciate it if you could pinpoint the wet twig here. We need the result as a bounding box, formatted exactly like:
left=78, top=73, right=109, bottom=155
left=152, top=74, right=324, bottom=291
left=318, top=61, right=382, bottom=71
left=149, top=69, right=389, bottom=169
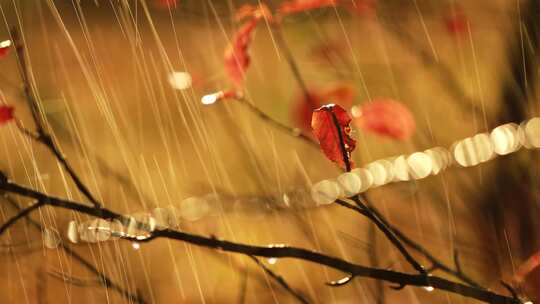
left=0, top=195, right=145, bottom=304
left=0, top=175, right=522, bottom=304
left=335, top=198, right=481, bottom=288
left=10, top=28, right=101, bottom=209
left=247, top=255, right=309, bottom=304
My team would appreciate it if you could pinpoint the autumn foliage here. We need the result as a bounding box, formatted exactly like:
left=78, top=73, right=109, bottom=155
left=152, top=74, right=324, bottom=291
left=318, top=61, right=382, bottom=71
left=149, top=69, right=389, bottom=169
left=311, top=104, right=356, bottom=170
left=0, top=106, right=14, bottom=125
left=353, top=99, right=415, bottom=141
left=294, top=85, right=355, bottom=132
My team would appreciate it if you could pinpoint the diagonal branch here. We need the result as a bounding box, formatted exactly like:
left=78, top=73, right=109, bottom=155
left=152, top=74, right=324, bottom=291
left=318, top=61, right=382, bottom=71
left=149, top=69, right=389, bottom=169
left=0, top=200, right=44, bottom=234
left=247, top=255, right=309, bottom=304
left=336, top=198, right=481, bottom=287
left=0, top=174, right=521, bottom=304
left=0, top=195, right=145, bottom=304
left=10, top=28, right=101, bottom=209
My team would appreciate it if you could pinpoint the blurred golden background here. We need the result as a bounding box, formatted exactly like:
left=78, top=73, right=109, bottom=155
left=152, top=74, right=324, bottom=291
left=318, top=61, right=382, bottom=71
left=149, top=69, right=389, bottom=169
left=0, top=0, right=539, bottom=303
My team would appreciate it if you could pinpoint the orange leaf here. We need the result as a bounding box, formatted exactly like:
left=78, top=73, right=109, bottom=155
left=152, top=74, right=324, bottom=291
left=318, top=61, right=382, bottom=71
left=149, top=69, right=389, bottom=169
left=278, top=0, right=338, bottom=15
left=444, top=5, right=467, bottom=37
left=224, top=19, right=258, bottom=89
left=0, top=106, right=14, bottom=125
left=514, top=251, right=540, bottom=284
left=294, top=85, right=355, bottom=132
left=311, top=104, right=356, bottom=170
left=353, top=99, right=415, bottom=141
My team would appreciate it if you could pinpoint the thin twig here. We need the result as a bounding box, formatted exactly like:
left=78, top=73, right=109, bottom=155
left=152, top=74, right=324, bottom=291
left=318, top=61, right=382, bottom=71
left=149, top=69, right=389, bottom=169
left=0, top=195, right=145, bottom=304
left=0, top=200, right=44, bottom=234
left=247, top=255, right=309, bottom=304
left=347, top=197, right=426, bottom=274
left=236, top=96, right=318, bottom=148
left=327, top=107, right=424, bottom=275
left=10, top=28, right=101, bottom=209
left=336, top=198, right=481, bottom=288
left=368, top=222, right=385, bottom=304
left=0, top=174, right=521, bottom=304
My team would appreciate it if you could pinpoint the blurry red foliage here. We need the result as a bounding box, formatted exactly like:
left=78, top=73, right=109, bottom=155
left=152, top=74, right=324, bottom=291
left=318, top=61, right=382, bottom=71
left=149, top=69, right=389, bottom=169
left=0, top=106, right=14, bottom=125
left=353, top=98, right=415, bottom=140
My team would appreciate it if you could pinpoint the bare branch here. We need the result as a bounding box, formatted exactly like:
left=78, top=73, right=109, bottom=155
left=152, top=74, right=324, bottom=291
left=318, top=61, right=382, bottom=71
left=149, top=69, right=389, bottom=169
left=247, top=255, right=309, bottom=304
left=0, top=175, right=521, bottom=304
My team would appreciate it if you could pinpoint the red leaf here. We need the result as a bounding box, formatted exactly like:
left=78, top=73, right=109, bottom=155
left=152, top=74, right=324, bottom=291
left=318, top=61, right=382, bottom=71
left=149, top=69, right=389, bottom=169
left=311, top=104, right=356, bottom=170
left=294, top=85, right=355, bottom=132
left=224, top=18, right=258, bottom=89
left=278, top=0, right=338, bottom=15
left=0, top=106, right=14, bottom=125
left=353, top=99, right=415, bottom=141
left=444, top=6, right=467, bottom=37
left=224, top=4, right=273, bottom=89
left=0, top=40, right=12, bottom=58
left=514, top=250, right=540, bottom=284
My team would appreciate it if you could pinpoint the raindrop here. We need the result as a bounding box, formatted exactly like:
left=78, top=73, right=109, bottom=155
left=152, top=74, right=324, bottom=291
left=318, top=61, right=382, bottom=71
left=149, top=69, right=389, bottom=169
left=168, top=71, right=192, bottom=90
left=407, top=152, right=433, bottom=179
left=311, top=179, right=341, bottom=205
left=267, top=257, right=277, bottom=265
left=337, top=172, right=362, bottom=197
left=178, top=197, right=210, bottom=221
left=423, top=286, right=434, bottom=292
left=67, top=221, right=78, bottom=244
left=152, top=207, right=173, bottom=230
left=351, top=168, right=373, bottom=192
left=365, top=162, right=387, bottom=186
left=43, top=228, right=61, bottom=249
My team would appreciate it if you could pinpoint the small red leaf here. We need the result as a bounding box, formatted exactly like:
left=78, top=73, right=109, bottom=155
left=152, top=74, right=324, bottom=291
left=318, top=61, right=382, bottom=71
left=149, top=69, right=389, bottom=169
left=444, top=6, right=467, bottom=37
left=294, top=85, right=355, bottom=132
left=278, top=0, right=338, bottom=15
left=0, top=106, right=14, bottom=125
left=0, top=40, right=12, bottom=58
left=353, top=99, right=415, bottom=141
left=224, top=18, right=258, bottom=89
left=312, top=104, right=356, bottom=170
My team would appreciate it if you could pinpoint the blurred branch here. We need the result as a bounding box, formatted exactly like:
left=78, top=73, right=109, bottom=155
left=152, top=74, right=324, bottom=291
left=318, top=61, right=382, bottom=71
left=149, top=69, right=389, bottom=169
left=368, top=222, right=385, bottom=304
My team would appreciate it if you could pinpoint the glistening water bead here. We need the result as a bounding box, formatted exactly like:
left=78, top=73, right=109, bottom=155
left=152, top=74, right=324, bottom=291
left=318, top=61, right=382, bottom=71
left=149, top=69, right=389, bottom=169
left=58, top=117, right=540, bottom=246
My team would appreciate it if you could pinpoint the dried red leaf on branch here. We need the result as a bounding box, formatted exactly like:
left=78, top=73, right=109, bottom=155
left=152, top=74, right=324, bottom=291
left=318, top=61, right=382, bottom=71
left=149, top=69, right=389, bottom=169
left=353, top=99, right=415, bottom=141
left=0, top=106, right=14, bottom=125
left=278, top=0, right=338, bottom=15
left=224, top=19, right=258, bottom=89
left=311, top=104, right=356, bottom=170
left=294, top=85, right=355, bottom=132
